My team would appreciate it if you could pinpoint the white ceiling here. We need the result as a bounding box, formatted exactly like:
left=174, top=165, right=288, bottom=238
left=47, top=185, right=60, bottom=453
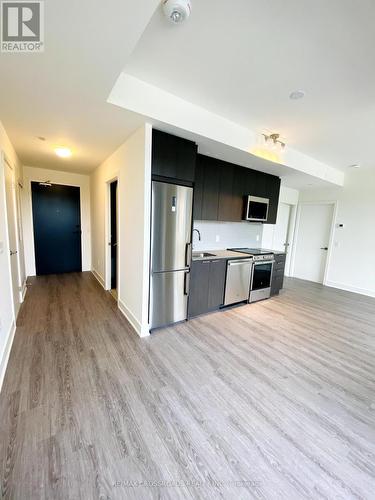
left=124, top=0, right=375, bottom=172
left=0, top=0, right=159, bottom=173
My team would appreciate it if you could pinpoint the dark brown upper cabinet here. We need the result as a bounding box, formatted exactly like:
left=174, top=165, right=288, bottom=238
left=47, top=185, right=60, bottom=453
left=200, top=155, right=220, bottom=220
left=152, top=129, right=197, bottom=184
left=151, top=130, right=281, bottom=224
left=194, top=153, right=280, bottom=224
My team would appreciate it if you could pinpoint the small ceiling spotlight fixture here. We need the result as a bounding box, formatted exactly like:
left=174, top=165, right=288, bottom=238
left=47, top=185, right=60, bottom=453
left=163, top=0, right=192, bottom=24
left=263, top=133, right=286, bottom=152
left=54, top=147, right=72, bottom=158
left=252, top=132, right=286, bottom=164
left=37, top=136, right=46, bottom=141
left=289, top=90, right=306, bottom=100
left=348, top=164, right=361, bottom=169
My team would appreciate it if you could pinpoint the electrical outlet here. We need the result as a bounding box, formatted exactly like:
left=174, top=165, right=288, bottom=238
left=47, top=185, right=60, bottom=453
left=215, top=235, right=220, bottom=243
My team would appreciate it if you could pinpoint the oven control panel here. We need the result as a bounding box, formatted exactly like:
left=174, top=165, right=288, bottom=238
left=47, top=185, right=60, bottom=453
left=253, top=254, right=274, bottom=261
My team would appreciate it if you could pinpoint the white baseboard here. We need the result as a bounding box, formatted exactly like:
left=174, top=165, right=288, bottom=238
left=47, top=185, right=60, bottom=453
left=0, top=320, right=16, bottom=394
left=118, top=299, right=150, bottom=338
left=325, top=280, right=375, bottom=298
left=21, top=280, right=27, bottom=302
left=91, top=269, right=105, bottom=289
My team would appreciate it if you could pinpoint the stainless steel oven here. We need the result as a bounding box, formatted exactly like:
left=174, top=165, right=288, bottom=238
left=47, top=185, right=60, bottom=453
left=249, top=259, right=275, bottom=303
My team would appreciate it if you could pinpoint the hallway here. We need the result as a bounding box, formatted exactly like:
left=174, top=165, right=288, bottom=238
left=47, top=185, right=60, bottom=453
left=1, top=274, right=375, bottom=499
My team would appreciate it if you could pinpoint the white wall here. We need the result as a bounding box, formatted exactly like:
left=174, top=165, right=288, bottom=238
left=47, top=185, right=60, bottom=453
left=298, top=168, right=375, bottom=297
left=90, top=124, right=152, bottom=337
left=0, top=120, right=25, bottom=390
left=262, top=186, right=299, bottom=248
left=193, top=221, right=263, bottom=251
left=22, top=166, right=91, bottom=277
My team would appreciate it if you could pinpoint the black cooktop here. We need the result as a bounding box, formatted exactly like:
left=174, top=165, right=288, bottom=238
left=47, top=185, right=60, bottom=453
left=228, top=248, right=274, bottom=256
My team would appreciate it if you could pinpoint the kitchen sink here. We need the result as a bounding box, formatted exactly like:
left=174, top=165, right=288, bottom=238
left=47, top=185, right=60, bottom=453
left=192, top=252, right=216, bottom=258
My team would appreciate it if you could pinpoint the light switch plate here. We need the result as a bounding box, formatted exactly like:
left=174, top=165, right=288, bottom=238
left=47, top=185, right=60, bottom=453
left=215, top=235, right=220, bottom=242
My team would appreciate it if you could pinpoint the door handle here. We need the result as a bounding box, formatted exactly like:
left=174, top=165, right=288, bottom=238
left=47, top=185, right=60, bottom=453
left=320, top=247, right=328, bottom=251
left=185, top=242, right=192, bottom=266
left=184, top=272, right=190, bottom=295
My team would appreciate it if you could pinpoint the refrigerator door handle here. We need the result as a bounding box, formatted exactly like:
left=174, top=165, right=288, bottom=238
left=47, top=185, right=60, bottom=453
left=184, top=271, right=190, bottom=296
left=185, top=242, right=192, bottom=267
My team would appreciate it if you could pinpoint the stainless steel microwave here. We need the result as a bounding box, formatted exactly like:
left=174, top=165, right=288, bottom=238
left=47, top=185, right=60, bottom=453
left=245, top=196, right=269, bottom=222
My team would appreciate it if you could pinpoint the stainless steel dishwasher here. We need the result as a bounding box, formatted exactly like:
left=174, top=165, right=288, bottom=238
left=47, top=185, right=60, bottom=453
left=224, top=258, right=253, bottom=306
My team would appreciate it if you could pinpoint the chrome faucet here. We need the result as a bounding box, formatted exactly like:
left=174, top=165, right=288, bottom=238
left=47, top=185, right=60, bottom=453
left=193, top=228, right=201, bottom=241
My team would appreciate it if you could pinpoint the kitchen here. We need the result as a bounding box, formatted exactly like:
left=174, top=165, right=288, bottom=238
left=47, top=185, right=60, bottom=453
left=149, top=129, right=287, bottom=331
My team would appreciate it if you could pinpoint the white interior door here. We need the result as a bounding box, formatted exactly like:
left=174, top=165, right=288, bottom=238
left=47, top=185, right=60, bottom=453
left=4, top=159, right=21, bottom=317
left=293, top=203, right=334, bottom=283
left=273, top=203, right=292, bottom=252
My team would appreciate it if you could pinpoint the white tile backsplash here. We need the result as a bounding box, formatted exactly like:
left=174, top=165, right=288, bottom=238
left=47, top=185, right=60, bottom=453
left=193, top=221, right=263, bottom=251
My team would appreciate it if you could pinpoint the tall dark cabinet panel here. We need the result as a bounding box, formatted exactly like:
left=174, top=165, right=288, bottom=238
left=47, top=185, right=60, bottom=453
left=201, top=156, right=220, bottom=220
left=188, top=260, right=210, bottom=317
left=218, top=162, right=235, bottom=221
left=207, top=260, right=227, bottom=310
left=192, top=155, right=204, bottom=220
left=231, top=166, right=247, bottom=221
left=152, top=129, right=197, bottom=183
left=266, top=176, right=281, bottom=224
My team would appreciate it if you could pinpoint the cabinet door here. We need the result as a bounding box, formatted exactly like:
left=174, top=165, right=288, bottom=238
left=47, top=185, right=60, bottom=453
left=271, top=253, right=286, bottom=295
left=201, top=157, right=220, bottom=220
left=152, top=130, right=196, bottom=182
left=207, top=260, right=227, bottom=309
left=218, top=162, right=234, bottom=221
left=193, top=156, right=204, bottom=220
left=266, top=177, right=281, bottom=224
left=243, top=168, right=259, bottom=197
left=152, top=130, right=177, bottom=178
left=176, top=137, right=197, bottom=183
left=188, top=260, right=210, bottom=317
left=232, top=166, right=247, bottom=221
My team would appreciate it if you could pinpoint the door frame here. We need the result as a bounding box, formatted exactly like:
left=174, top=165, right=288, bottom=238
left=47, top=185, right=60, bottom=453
left=290, top=200, right=337, bottom=285
left=272, top=202, right=297, bottom=276
left=1, top=152, right=22, bottom=318
left=105, top=176, right=120, bottom=296
left=28, top=179, right=83, bottom=275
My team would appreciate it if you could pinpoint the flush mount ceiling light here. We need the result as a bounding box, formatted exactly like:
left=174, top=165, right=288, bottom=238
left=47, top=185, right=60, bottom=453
left=348, top=164, right=361, bottom=169
left=163, top=0, right=192, bottom=24
left=54, top=147, right=72, bottom=158
left=289, top=90, right=305, bottom=100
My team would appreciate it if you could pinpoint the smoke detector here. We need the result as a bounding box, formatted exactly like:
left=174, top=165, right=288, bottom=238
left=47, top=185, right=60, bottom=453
left=163, top=0, right=192, bottom=24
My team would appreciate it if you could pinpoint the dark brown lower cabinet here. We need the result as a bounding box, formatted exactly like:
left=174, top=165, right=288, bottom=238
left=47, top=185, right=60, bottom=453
left=271, top=253, right=286, bottom=296
left=188, top=259, right=227, bottom=318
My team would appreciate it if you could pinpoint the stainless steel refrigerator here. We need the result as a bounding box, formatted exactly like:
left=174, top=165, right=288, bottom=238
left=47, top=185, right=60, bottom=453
left=150, top=181, right=193, bottom=330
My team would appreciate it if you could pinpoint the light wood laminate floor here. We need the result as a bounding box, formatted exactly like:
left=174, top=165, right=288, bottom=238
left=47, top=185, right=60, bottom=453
left=1, top=272, right=375, bottom=499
